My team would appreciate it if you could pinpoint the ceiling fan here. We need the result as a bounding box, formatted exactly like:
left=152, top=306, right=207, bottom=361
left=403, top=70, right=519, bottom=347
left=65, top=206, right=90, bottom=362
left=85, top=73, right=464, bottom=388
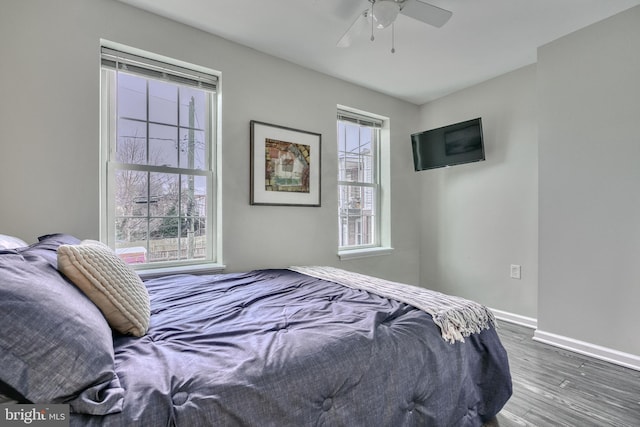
left=337, top=0, right=452, bottom=52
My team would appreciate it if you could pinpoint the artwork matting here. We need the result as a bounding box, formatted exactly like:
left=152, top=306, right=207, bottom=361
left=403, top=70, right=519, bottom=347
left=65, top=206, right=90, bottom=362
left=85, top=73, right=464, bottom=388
left=250, top=120, right=321, bottom=207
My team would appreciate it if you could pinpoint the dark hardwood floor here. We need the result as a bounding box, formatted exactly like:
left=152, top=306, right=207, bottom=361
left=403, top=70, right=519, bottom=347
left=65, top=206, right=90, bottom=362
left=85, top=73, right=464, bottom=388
left=491, top=320, right=640, bottom=426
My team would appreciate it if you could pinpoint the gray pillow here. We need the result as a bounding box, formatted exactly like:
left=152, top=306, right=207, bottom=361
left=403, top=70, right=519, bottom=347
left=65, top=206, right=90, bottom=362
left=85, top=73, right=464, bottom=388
left=0, top=235, right=124, bottom=414
left=0, top=234, right=28, bottom=249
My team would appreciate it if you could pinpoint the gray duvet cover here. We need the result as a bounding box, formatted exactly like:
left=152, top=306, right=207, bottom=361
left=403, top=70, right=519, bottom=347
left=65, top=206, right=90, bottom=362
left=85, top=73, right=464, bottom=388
left=71, top=269, right=511, bottom=426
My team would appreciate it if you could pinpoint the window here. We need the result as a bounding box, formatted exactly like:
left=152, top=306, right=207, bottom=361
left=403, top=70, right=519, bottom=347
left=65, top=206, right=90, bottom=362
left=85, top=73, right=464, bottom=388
left=100, top=46, right=219, bottom=270
left=338, top=109, right=390, bottom=257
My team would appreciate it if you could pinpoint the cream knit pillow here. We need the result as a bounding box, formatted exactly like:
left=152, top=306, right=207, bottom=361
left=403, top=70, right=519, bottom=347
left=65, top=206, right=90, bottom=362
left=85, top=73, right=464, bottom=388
left=57, top=240, right=150, bottom=337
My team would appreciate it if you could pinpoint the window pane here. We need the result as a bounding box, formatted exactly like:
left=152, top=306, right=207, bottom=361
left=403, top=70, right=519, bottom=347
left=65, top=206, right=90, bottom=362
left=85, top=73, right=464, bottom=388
left=149, top=80, right=178, bottom=126
left=150, top=172, right=179, bottom=217
left=179, top=128, right=206, bottom=170
left=338, top=121, right=377, bottom=184
left=180, top=87, right=207, bottom=129
left=146, top=219, right=205, bottom=262
left=182, top=174, right=207, bottom=261
left=361, top=153, right=374, bottom=183
left=148, top=218, right=179, bottom=262
left=345, top=125, right=360, bottom=155
left=116, top=119, right=146, bottom=164
left=115, top=217, right=147, bottom=245
left=338, top=123, right=347, bottom=181
left=181, top=175, right=207, bottom=217
left=117, top=73, right=146, bottom=121
left=338, top=184, right=375, bottom=247
left=343, top=126, right=361, bottom=183
left=115, top=170, right=147, bottom=217
left=149, top=123, right=178, bottom=167
left=359, top=127, right=372, bottom=153
left=360, top=127, right=373, bottom=183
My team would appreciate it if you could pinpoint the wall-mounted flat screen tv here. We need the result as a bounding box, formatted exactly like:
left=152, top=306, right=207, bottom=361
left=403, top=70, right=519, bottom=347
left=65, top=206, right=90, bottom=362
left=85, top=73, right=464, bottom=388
left=411, top=118, right=485, bottom=171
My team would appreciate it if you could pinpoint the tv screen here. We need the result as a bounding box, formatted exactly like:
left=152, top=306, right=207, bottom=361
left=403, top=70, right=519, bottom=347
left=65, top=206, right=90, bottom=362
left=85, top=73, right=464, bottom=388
left=411, top=118, right=485, bottom=171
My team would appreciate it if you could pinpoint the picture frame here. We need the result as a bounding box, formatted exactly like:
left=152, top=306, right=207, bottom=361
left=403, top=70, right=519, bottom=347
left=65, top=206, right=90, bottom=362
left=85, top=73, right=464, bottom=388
left=250, top=120, right=321, bottom=207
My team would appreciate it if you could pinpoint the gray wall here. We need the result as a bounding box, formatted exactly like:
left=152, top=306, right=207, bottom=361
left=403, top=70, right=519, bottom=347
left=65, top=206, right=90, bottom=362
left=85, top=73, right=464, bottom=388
left=538, top=6, right=640, bottom=356
left=418, top=65, right=539, bottom=318
left=0, top=0, right=421, bottom=285
left=419, top=5, right=640, bottom=360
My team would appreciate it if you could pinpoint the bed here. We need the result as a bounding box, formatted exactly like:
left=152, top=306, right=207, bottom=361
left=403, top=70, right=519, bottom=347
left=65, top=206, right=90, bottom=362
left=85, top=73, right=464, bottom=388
left=0, top=233, right=511, bottom=426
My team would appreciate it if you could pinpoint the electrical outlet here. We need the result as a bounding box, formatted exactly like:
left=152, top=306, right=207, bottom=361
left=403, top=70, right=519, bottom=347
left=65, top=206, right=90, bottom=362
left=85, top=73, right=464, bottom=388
left=510, top=264, right=521, bottom=280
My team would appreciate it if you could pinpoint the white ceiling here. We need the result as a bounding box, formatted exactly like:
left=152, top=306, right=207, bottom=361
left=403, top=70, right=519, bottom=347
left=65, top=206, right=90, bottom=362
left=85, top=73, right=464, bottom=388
left=117, top=0, right=640, bottom=105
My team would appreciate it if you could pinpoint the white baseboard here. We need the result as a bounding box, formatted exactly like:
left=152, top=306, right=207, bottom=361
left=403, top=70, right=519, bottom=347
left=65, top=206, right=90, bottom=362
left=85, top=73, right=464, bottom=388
left=533, top=329, right=640, bottom=372
left=490, top=308, right=537, bottom=329
left=490, top=308, right=640, bottom=372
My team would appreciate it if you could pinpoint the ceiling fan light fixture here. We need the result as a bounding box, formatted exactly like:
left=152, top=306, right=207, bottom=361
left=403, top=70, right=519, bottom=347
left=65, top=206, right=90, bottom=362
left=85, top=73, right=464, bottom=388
left=372, top=0, right=400, bottom=29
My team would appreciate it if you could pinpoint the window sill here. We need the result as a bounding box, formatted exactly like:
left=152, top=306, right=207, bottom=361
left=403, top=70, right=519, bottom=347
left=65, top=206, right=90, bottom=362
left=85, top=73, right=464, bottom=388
left=338, top=246, right=394, bottom=260
left=137, top=263, right=225, bottom=280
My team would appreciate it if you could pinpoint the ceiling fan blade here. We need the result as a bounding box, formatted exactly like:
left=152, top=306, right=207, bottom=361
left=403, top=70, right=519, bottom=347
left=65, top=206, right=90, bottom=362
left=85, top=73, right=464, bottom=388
left=400, top=0, right=452, bottom=28
left=337, top=9, right=370, bottom=48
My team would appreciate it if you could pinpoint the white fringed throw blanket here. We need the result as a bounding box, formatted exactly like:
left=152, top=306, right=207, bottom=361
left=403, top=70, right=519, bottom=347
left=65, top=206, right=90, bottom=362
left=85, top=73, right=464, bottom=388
left=289, top=266, right=496, bottom=344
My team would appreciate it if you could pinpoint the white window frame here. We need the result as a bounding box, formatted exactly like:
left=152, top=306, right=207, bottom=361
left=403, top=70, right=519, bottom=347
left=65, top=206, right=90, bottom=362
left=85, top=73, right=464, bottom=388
left=100, top=42, right=223, bottom=275
left=337, top=106, right=392, bottom=260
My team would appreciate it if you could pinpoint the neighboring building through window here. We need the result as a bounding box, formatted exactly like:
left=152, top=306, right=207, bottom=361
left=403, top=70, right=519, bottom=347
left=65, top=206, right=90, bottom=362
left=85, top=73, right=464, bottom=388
left=100, top=45, right=219, bottom=270
left=337, top=109, right=390, bottom=256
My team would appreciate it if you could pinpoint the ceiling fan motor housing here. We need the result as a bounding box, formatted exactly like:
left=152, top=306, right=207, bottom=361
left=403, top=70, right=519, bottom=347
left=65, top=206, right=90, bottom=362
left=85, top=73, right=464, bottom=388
left=372, top=0, right=401, bottom=29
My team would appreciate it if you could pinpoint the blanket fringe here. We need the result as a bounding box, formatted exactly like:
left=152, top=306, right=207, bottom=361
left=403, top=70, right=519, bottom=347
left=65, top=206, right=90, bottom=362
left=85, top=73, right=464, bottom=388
left=289, top=266, right=496, bottom=344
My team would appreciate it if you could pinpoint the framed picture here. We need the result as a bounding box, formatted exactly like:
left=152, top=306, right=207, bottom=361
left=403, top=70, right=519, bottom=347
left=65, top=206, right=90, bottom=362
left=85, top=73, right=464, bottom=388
left=250, top=120, right=321, bottom=206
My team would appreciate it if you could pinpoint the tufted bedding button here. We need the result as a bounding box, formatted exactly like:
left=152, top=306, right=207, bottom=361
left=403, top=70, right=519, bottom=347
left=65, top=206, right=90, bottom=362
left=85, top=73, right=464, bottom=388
left=406, top=401, right=415, bottom=412
left=172, top=391, right=189, bottom=406
left=322, top=397, right=333, bottom=411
